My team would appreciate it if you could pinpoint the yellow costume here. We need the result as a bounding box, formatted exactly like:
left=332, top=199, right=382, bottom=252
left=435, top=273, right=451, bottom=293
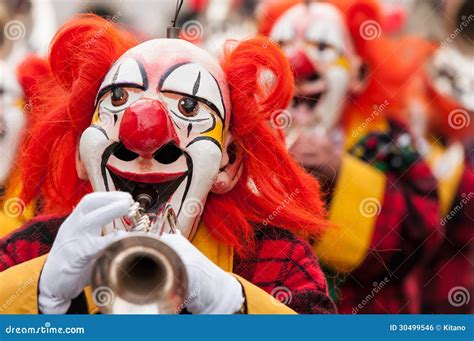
left=0, top=223, right=295, bottom=314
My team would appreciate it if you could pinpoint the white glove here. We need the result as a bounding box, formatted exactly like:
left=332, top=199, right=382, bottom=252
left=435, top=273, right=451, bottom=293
left=160, top=232, right=245, bottom=314
left=38, top=191, right=133, bottom=314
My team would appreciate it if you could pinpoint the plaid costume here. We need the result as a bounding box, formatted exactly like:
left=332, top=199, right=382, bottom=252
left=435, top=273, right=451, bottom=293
left=0, top=217, right=336, bottom=314
left=421, top=144, right=474, bottom=314
left=337, top=121, right=442, bottom=314
left=234, top=227, right=337, bottom=314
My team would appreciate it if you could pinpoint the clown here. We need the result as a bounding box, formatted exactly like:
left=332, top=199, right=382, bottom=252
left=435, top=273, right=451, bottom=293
left=0, top=0, right=56, bottom=236
left=259, top=0, right=443, bottom=313
left=0, top=57, right=50, bottom=236
left=0, top=62, right=25, bottom=192
left=402, top=0, right=474, bottom=314
left=0, top=15, right=335, bottom=315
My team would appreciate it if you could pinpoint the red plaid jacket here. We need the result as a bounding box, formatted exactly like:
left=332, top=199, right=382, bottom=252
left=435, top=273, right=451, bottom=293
left=336, top=122, right=443, bottom=314
left=420, top=149, right=474, bottom=314
left=0, top=217, right=336, bottom=314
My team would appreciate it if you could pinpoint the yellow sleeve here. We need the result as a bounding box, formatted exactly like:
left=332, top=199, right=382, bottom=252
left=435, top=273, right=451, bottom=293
left=0, top=255, right=47, bottom=314
left=426, top=143, right=465, bottom=216
left=315, top=154, right=386, bottom=273
left=232, top=274, right=297, bottom=314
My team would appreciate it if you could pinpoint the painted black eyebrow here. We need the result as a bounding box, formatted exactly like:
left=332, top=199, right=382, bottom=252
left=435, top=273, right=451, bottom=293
left=158, top=62, right=190, bottom=91
left=192, top=72, right=201, bottom=96
left=158, top=62, right=226, bottom=121
left=112, top=64, right=122, bottom=83
left=163, top=90, right=223, bottom=121
left=96, top=82, right=145, bottom=106
left=96, top=58, right=149, bottom=106
left=136, top=59, right=149, bottom=90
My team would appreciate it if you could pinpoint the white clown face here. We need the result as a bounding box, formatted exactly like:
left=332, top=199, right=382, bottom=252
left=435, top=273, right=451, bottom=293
left=427, top=46, right=474, bottom=112
left=0, top=61, right=26, bottom=186
left=270, top=3, right=361, bottom=132
left=78, top=39, right=234, bottom=239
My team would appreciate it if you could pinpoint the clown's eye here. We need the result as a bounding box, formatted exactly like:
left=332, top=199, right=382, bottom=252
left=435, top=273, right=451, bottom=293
left=111, top=87, right=129, bottom=106
left=178, top=97, right=199, bottom=117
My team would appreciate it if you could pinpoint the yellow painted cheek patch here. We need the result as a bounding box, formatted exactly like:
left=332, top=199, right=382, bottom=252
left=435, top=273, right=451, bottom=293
left=91, top=108, right=100, bottom=125
left=201, top=117, right=224, bottom=148
left=334, top=56, right=351, bottom=71
left=15, top=99, right=25, bottom=110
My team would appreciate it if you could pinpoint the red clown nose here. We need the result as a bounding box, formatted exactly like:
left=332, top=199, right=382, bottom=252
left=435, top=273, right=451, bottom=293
left=119, top=99, right=178, bottom=158
left=288, top=50, right=317, bottom=81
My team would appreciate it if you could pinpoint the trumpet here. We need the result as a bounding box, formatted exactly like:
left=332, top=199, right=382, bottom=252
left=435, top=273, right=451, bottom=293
left=92, top=200, right=188, bottom=314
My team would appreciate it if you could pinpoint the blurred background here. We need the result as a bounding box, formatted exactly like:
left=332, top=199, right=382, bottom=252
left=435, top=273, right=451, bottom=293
left=0, top=0, right=469, bottom=54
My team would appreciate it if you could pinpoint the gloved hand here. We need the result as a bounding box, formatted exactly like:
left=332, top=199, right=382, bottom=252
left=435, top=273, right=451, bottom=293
left=38, top=191, right=133, bottom=314
left=160, top=232, right=245, bottom=314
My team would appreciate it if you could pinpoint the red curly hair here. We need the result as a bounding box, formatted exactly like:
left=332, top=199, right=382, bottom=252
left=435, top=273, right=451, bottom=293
left=18, top=15, right=328, bottom=253
left=258, top=0, right=428, bottom=128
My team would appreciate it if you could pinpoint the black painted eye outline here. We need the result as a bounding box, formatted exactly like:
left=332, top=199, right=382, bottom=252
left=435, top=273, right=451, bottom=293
left=277, top=39, right=291, bottom=48
left=162, top=90, right=221, bottom=124
left=306, top=40, right=342, bottom=58
left=97, top=83, right=145, bottom=112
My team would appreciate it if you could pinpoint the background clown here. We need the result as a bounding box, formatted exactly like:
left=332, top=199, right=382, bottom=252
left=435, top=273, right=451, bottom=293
left=259, top=0, right=443, bottom=313
left=0, top=0, right=56, bottom=236
left=401, top=0, right=473, bottom=314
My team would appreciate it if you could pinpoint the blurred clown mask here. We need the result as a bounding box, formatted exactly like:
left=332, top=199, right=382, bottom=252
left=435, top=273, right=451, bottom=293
left=427, top=46, right=474, bottom=113
left=269, top=2, right=362, bottom=132
left=0, top=61, right=26, bottom=186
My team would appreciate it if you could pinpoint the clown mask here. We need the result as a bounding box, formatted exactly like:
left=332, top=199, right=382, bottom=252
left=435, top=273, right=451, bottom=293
left=78, top=39, right=238, bottom=239
left=269, top=2, right=362, bottom=132
left=0, top=61, right=26, bottom=186
left=427, top=46, right=474, bottom=113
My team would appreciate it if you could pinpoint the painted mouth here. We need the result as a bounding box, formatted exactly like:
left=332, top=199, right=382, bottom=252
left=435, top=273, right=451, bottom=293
left=293, top=72, right=326, bottom=109
left=107, top=164, right=187, bottom=213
